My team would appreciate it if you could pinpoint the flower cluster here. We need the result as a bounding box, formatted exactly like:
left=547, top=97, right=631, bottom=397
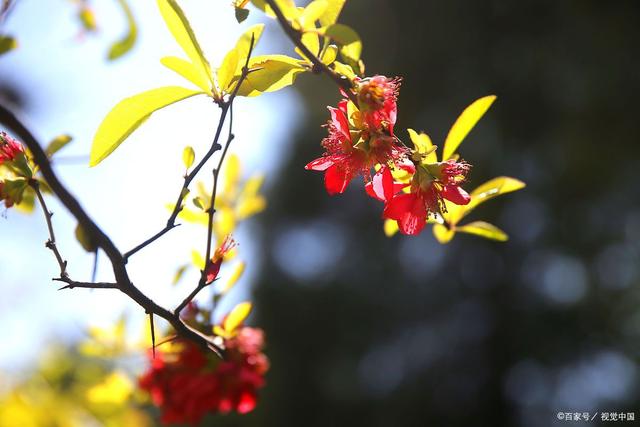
left=305, top=76, right=472, bottom=235
left=139, top=326, right=269, bottom=425
left=0, top=131, right=27, bottom=208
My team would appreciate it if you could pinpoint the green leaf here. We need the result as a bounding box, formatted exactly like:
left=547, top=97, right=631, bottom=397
left=157, top=0, right=213, bottom=94
left=75, top=223, right=98, bottom=252
left=182, top=146, right=195, bottom=169
left=107, top=0, right=137, bottom=60
left=234, top=6, right=250, bottom=23
left=442, top=95, right=496, bottom=161
left=192, top=196, right=204, bottom=210
left=322, top=23, right=362, bottom=62
left=90, top=86, right=205, bottom=166
left=250, top=0, right=298, bottom=20
left=161, top=56, right=213, bottom=94
left=332, top=60, right=356, bottom=79
left=0, top=35, right=17, bottom=56
left=45, top=134, right=73, bottom=157
left=237, top=55, right=306, bottom=97
left=172, top=264, right=189, bottom=285
left=319, top=0, right=346, bottom=26
left=1, top=178, right=28, bottom=205
left=456, top=221, right=508, bottom=242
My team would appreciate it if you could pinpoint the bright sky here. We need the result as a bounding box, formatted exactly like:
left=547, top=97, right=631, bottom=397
left=0, top=0, right=301, bottom=372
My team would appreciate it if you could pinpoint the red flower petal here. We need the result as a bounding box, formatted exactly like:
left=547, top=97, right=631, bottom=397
left=328, top=107, right=350, bottom=142
left=383, top=192, right=427, bottom=235
left=305, top=157, right=334, bottom=171
left=365, top=166, right=395, bottom=202
left=442, top=185, right=470, bottom=205
left=324, top=164, right=350, bottom=195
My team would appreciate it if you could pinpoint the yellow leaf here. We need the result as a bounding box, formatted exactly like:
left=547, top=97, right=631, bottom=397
left=383, top=219, right=399, bottom=237
left=442, top=95, right=496, bottom=161
left=107, top=0, right=137, bottom=60
left=191, top=249, right=205, bottom=269
left=214, top=206, right=237, bottom=236
left=299, top=0, right=328, bottom=29
left=182, top=146, right=195, bottom=169
left=157, top=0, right=214, bottom=95
left=86, top=371, right=133, bottom=404
left=237, top=55, right=306, bottom=96
left=233, top=24, right=265, bottom=74
left=224, top=154, right=241, bottom=194
left=321, top=23, right=362, bottom=62
left=319, top=0, right=346, bottom=26
left=161, top=56, right=213, bottom=94
left=433, top=223, right=455, bottom=244
left=0, top=35, right=17, bottom=56
left=407, top=128, right=437, bottom=163
left=251, top=0, right=299, bottom=20
left=45, top=134, right=73, bottom=157
left=295, top=31, right=320, bottom=60
left=465, top=176, right=526, bottom=214
left=223, top=301, right=252, bottom=335
left=175, top=205, right=208, bottom=225
left=217, top=261, right=245, bottom=295
left=332, top=60, right=356, bottom=80
left=456, top=221, right=508, bottom=241
left=236, top=174, right=266, bottom=219
left=90, top=86, right=204, bottom=166
left=218, top=49, right=239, bottom=93
left=321, top=44, right=338, bottom=65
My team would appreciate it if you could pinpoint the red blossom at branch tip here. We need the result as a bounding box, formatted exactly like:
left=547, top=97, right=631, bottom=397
left=0, top=131, right=24, bottom=164
left=205, top=235, right=237, bottom=284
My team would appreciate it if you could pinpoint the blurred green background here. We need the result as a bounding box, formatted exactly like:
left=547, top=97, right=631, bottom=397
left=1, top=0, right=639, bottom=426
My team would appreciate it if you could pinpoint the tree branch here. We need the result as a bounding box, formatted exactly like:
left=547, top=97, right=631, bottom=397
left=264, top=0, right=358, bottom=105
left=30, top=179, right=68, bottom=278
left=0, top=102, right=223, bottom=357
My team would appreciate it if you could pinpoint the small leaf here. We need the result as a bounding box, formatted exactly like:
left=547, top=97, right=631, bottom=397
left=191, top=249, right=205, bottom=270
left=383, top=219, right=399, bottom=237
left=90, top=86, right=205, bottom=166
left=45, top=134, right=73, bottom=157
left=0, top=35, right=17, bottom=56
left=407, top=129, right=437, bottom=163
left=322, top=24, right=362, bottom=62
left=234, top=6, right=250, bottom=23
left=107, top=0, right=137, bottom=60
left=321, top=44, right=338, bottom=65
left=172, top=264, right=189, bottom=285
left=466, top=176, right=526, bottom=213
left=319, top=0, right=346, bottom=26
left=217, top=261, right=245, bottom=295
left=75, top=223, right=97, bottom=252
left=442, top=95, right=496, bottom=161
left=299, top=0, right=328, bottom=29
left=237, top=55, right=306, bottom=97
left=332, top=60, right=356, bottom=80
left=192, top=197, right=204, bottom=210
left=182, top=146, right=195, bottom=169
left=223, top=301, right=252, bottom=335
left=157, top=0, right=214, bottom=95
left=432, top=223, right=455, bottom=244
left=161, top=56, right=213, bottom=94
left=457, top=221, right=508, bottom=242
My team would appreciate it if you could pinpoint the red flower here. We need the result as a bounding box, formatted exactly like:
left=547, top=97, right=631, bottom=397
left=306, top=77, right=407, bottom=195
left=0, top=132, right=23, bottom=164
left=383, top=160, right=472, bottom=235
left=205, top=235, right=237, bottom=284
left=139, top=327, right=269, bottom=426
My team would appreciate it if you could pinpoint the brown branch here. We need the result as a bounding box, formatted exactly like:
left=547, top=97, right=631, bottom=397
left=54, top=277, right=118, bottom=290
left=264, top=0, right=358, bottom=105
left=0, top=102, right=223, bottom=357
left=30, top=179, right=68, bottom=279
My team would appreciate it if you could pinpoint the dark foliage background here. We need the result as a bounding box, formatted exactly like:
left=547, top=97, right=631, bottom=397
left=237, top=1, right=639, bottom=426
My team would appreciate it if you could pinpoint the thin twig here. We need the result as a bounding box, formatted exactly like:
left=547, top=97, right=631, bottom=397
left=264, top=0, right=358, bottom=105
left=174, top=34, right=256, bottom=316
left=30, top=179, right=68, bottom=278
left=54, top=278, right=118, bottom=290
